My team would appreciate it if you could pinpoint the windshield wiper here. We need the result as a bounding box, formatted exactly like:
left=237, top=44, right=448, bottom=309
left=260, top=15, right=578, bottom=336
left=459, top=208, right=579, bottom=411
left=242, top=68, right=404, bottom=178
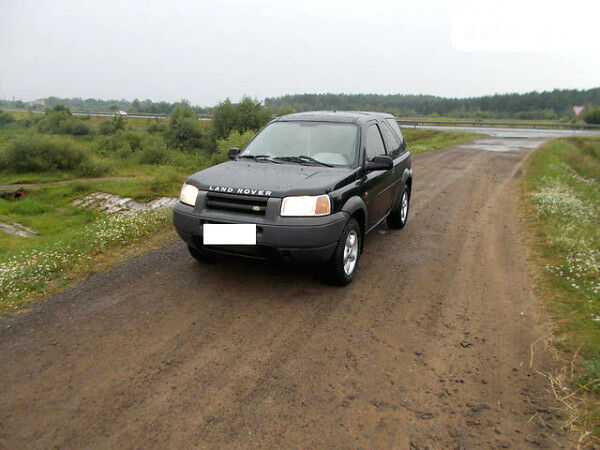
left=274, top=155, right=333, bottom=167
left=297, top=155, right=333, bottom=167
left=238, top=154, right=281, bottom=164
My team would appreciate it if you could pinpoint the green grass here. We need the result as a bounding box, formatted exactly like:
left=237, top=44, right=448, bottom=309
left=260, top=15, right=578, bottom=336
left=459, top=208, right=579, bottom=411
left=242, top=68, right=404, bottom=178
left=0, top=208, right=173, bottom=314
left=522, top=137, right=600, bottom=433
left=403, top=128, right=484, bottom=154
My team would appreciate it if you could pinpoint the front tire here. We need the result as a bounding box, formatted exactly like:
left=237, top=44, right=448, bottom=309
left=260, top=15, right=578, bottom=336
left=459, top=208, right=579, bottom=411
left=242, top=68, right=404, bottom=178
left=387, top=186, right=410, bottom=229
left=326, top=218, right=361, bottom=285
left=188, top=245, right=217, bottom=264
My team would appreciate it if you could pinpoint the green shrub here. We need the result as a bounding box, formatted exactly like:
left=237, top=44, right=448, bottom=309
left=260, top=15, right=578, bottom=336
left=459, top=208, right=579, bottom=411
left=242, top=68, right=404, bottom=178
left=75, top=159, right=110, bottom=177
left=0, top=111, right=14, bottom=126
left=0, top=134, right=93, bottom=173
left=97, top=115, right=126, bottom=135
left=63, top=118, right=92, bottom=135
left=165, top=103, right=205, bottom=150
left=37, top=105, right=72, bottom=134
left=35, top=105, right=92, bottom=135
left=149, top=166, right=183, bottom=195
left=147, top=119, right=167, bottom=133
left=94, top=130, right=144, bottom=156
left=213, top=130, right=255, bottom=164
left=583, top=107, right=600, bottom=125
left=21, top=113, right=42, bottom=128
left=136, top=136, right=172, bottom=165
left=213, top=97, right=271, bottom=140
left=97, top=118, right=115, bottom=135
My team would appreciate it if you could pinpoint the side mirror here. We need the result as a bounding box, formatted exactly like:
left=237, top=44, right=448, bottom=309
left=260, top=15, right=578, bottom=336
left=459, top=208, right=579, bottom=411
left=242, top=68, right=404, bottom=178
left=228, top=147, right=241, bottom=159
left=365, top=155, right=393, bottom=171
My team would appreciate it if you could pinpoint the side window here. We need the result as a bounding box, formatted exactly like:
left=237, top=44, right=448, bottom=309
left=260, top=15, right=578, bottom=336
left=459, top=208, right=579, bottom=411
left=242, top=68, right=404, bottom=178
left=380, top=121, right=401, bottom=155
left=385, top=118, right=405, bottom=148
left=365, top=124, right=386, bottom=160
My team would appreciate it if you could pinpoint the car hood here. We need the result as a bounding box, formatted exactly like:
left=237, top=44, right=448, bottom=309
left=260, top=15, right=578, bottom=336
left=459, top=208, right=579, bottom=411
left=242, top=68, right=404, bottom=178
left=186, top=160, right=356, bottom=197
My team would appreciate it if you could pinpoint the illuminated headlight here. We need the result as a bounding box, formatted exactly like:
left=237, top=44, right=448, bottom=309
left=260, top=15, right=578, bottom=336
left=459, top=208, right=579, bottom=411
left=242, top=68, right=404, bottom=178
left=280, top=194, right=331, bottom=217
left=180, top=183, right=199, bottom=207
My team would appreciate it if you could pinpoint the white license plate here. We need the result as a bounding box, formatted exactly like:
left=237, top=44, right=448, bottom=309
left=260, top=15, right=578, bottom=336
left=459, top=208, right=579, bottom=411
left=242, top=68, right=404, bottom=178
left=203, top=223, right=257, bottom=245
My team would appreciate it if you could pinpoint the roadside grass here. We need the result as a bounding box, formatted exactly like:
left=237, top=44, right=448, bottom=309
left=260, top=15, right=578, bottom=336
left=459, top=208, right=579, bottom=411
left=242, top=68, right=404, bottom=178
left=0, top=207, right=174, bottom=315
left=522, top=137, right=600, bottom=434
left=403, top=128, right=483, bottom=155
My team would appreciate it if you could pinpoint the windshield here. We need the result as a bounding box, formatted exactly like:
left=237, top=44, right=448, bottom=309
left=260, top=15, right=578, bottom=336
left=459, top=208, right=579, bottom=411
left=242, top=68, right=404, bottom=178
left=241, top=121, right=358, bottom=166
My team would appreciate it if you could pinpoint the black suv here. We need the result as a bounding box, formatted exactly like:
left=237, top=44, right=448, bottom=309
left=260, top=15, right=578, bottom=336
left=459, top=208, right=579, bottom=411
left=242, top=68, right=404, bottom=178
left=173, top=111, right=412, bottom=284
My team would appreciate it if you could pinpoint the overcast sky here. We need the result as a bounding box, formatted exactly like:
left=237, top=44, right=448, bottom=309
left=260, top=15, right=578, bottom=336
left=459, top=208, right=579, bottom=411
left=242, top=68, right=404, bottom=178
left=1, top=0, right=598, bottom=106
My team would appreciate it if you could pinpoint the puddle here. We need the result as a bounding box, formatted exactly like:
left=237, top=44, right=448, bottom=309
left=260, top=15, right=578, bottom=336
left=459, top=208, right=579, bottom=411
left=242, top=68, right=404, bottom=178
left=462, top=137, right=549, bottom=152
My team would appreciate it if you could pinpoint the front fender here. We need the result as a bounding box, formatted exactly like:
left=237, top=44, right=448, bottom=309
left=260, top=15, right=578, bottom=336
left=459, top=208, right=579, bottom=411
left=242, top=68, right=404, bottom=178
left=341, top=195, right=367, bottom=219
left=341, top=196, right=367, bottom=251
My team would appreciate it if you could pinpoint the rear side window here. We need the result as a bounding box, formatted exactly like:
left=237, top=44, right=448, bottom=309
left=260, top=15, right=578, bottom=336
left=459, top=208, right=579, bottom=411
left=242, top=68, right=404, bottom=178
left=365, top=124, right=386, bottom=160
left=385, top=118, right=405, bottom=146
left=380, top=121, right=401, bottom=155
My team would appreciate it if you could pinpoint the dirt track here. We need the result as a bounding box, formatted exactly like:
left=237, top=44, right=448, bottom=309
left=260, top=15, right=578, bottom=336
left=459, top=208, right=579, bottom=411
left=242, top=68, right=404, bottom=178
left=0, top=132, right=577, bottom=448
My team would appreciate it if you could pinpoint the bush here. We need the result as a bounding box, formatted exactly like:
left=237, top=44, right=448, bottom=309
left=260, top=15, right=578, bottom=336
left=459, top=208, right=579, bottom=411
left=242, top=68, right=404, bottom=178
left=0, top=111, right=14, bottom=126
left=97, top=115, right=126, bottom=135
left=36, top=105, right=92, bottom=135
left=75, top=159, right=110, bottom=177
left=147, top=119, right=167, bottom=133
left=97, top=119, right=115, bottom=135
left=165, top=103, right=205, bottom=150
left=136, top=136, right=172, bottom=165
left=213, top=130, right=255, bottom=164
left=149, top=166, right=183, bottom=195
left=212, top=97, right=271, bottom=140
left=21, top=113, right=42, bottom=128
left=0, top=135, right=92, bottom=173
left=583, top=107, right=600, bottom=125
left=37, top=105, right=72, bottom=134
left=63, top=118, right=92, bottom=135
left=94, top=130, right=144, bottom=156
left=275, top=106, right=294, bottom=117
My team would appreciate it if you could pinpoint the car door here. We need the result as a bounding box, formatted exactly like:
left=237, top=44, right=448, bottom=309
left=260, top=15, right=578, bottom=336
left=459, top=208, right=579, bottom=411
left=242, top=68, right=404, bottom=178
left=362, top=122, right=394, bottom=229
left=379, top=119, right=408, bottom=210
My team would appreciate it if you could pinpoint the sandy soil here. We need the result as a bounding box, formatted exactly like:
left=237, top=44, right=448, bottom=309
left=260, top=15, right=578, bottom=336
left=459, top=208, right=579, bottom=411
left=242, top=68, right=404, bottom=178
left=0, top=135, right=574, bottom=448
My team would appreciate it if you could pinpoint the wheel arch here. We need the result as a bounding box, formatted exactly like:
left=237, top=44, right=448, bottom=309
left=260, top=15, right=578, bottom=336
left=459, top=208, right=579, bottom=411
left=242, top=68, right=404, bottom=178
left=341, top=196, right=367, bottom=252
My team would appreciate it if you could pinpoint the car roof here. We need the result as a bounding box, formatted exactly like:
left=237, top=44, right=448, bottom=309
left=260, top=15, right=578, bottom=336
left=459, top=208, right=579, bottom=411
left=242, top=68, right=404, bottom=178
left=274, top=110, right=396, bottom=125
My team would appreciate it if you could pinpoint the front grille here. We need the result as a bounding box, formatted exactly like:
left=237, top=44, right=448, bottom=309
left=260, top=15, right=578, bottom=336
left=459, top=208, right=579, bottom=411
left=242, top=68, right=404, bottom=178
left=206, top=192, right=268, bottom=215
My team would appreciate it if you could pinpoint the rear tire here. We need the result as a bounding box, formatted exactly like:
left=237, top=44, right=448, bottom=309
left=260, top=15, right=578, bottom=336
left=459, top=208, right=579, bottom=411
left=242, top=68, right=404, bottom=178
left=387, top=186, right=410, bottom=229
left=188, top=245, right=217, bottom=264
left=326, top=218, right=361, bottom=285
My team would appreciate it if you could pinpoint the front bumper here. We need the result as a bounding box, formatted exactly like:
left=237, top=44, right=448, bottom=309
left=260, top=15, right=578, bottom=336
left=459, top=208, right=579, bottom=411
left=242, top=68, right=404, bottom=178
left=173, top=199, right=349, bottom=263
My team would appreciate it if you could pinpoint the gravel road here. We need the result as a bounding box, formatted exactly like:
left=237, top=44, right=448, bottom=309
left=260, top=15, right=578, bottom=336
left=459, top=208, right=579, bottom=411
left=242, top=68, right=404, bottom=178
left=1, top=130, right=588, bottom=448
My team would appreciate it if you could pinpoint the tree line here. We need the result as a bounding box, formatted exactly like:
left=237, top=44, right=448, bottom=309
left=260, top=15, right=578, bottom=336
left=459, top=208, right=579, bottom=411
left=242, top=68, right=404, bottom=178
left=264, top=88, right=600, bottom=121
left=2, top=87, right=599, bottom=122
left=0, top=97, right=211, bottom=115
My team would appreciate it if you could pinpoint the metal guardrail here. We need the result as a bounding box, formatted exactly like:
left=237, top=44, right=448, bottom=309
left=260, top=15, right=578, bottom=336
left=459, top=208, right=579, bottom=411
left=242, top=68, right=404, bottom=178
left=396, top=119, right=600, bottom=130
left=0, top=108, right=212, bottom=120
